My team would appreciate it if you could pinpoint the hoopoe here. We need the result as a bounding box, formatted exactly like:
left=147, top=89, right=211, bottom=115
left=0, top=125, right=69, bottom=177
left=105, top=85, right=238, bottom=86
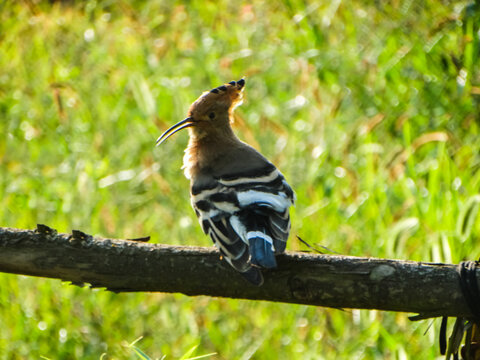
left=156, top=78, right=295, bottom=286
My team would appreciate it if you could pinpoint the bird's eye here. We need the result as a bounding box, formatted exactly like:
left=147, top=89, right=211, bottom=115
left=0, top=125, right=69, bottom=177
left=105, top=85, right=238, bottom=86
left=208, top=112, right=215, bottom=119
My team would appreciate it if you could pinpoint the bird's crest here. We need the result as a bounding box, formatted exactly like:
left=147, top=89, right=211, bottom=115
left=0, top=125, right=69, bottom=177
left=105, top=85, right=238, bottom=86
left=188, top=78, right=245, bottom=115
left=156, top=78, right=246, bottom=146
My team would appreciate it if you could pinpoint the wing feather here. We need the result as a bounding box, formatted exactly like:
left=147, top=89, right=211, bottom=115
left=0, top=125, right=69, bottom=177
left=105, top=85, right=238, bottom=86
left=190, top=163, right=294, bottom=281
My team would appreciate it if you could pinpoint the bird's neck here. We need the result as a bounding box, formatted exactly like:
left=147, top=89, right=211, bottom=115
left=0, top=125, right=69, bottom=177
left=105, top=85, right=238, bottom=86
left=183, top=124, right=239, bottom=179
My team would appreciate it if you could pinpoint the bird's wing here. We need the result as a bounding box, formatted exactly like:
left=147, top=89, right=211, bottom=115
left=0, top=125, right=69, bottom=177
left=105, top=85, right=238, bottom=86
left=217, top=163, right=294, bottom=256
left=191, top=161, right=294, bottom=272
left=191, top=177, right=248, bottom=266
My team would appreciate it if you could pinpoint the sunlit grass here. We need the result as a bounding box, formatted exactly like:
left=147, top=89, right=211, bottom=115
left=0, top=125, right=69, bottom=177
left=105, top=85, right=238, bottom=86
left=0, top=1, right=479, bottom=359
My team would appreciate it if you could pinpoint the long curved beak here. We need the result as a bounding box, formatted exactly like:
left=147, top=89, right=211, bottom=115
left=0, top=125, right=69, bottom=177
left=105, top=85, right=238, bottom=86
left=155, top=117, right=194, bottom=146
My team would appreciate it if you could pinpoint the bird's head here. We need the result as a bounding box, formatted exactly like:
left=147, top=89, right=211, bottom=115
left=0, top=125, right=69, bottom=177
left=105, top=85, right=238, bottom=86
left=156, top=78, right=245, bottom=145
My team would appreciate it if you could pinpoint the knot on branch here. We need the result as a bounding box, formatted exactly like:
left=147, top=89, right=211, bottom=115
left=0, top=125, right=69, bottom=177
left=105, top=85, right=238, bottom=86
left=458, top=260, right=480, bottom=322
left=438, top=260, right=480, bottom=359
left=36, top=224, right=58, bottom=238
left=70, top=229, right=94, bottom=247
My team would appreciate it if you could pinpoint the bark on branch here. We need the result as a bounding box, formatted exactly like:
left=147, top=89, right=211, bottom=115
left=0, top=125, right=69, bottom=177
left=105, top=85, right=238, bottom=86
left=0, top=226, right=475, bottom=319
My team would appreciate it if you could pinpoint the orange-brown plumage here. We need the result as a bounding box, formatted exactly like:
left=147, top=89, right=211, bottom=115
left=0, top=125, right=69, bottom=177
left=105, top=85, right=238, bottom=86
left=187, top=80, right=244, bottom=124
left=182, top=80, right=245, bottom=179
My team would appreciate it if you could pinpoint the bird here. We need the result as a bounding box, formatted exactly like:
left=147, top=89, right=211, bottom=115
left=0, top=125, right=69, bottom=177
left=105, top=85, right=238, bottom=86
left=156, top=78, right=295, bottom=286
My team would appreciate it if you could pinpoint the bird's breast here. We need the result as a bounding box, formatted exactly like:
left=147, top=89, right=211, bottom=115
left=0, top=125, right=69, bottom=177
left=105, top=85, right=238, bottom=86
left=182, top=144, right=197, bottom=180
left=183, top=136, right=234, bottom=180
left=182, top=140, right=218, bottom=180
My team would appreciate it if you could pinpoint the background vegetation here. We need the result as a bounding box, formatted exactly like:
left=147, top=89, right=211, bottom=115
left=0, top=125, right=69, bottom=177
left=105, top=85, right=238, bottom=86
left=1, top=0, right=480, bottom=358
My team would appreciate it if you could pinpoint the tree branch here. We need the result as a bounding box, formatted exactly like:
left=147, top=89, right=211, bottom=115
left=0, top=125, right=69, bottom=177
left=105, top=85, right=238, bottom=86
left=0, top=225, right=475, bottom=319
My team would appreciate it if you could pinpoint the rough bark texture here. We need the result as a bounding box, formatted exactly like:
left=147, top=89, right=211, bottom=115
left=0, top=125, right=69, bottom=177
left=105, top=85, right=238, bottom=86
left=0, top=226, right=475, bottom=319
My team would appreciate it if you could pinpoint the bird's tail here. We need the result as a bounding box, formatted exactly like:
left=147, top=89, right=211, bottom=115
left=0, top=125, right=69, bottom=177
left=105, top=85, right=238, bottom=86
left=247, top=229, right=277, bottom=269
left=225, top=242, right=264, bottom=286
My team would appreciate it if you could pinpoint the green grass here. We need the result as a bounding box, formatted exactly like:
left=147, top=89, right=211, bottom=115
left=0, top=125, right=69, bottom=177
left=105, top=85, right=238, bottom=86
left=1, top=0, right=480, bottom=358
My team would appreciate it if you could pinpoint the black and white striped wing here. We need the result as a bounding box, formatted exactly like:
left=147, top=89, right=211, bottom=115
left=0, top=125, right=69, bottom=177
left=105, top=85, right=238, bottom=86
left=191, top=182, right=251, bottom=272
left=190, top=163, right=294, bottom=278
left=216, top=164, right=294, bottom=255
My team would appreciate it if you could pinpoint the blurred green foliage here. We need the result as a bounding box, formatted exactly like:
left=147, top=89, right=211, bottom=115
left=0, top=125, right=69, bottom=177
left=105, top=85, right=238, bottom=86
left=1, top=0, right=480, bottom=358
